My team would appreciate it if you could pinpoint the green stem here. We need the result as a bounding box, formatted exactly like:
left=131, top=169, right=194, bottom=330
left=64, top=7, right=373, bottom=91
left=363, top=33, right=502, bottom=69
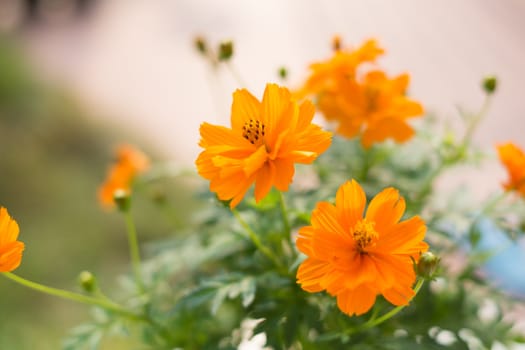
left=461, top=95, right=492, bottom=149
left=359, top=146, right=372, bottom=181
left=232, top=209, right=284, bottom=270
left=2, top=272, right=143, bottom=321
left=416, top=95, right=492, bottom=206
left=278, top=191, right=291, bottom=236
left=226, top=61, right=248, bottom=88
left=123, top=211, right=145, bottom=293
left=360, top=278, right=425, bottom=331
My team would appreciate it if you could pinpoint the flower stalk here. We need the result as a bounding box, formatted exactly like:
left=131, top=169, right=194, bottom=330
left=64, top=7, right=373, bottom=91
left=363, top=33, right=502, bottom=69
left=2, top=272, right=144, bottom=321
left=232, top=209, right=285, bottom=271
left=123, top=210, right=145, bottom=293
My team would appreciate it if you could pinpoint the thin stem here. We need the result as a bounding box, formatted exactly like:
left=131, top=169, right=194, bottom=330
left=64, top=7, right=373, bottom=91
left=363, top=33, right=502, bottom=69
left=123, top=211, right=145, bottom=293
left=232, top=209, right=284, bottom=270
left=278, top=191, right=291, bottom=236
left=361, top=278, right=425, bottom=331
left=2, top=272, right=143, bottom=321
left=359, top=146, right=372, bottom=181
left=226, top=61, right=248, bottom=88
left=461, top=95, right=492, bottom=148
left=416, top=95, right=492, bottom=206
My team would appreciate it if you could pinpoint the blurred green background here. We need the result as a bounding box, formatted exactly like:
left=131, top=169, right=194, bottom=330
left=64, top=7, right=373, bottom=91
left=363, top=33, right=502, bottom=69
left=0, top=38, right=195, bottom=349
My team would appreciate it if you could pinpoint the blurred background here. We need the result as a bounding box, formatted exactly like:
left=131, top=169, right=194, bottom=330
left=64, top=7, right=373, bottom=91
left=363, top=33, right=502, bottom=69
left=1, top=0, right=525, bottom=348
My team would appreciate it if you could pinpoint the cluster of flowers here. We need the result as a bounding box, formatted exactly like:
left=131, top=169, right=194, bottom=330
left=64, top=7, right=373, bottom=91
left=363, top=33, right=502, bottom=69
left=1, top=37, right=524, bottom=323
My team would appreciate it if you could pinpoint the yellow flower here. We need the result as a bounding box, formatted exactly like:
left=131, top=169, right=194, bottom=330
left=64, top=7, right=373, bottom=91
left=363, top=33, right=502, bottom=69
left=497, top=142, right=525, bottom=196
left=0, top=207, right=24, bottom=272
left=296, top=179, right=428, bottom=316
left=196, top=83, right=332, bottom=208
left=298, top=39, right=384, bottom=99
left=318, top=71, right=424, bottom=147
left=98, top=144, right=150, bottom=208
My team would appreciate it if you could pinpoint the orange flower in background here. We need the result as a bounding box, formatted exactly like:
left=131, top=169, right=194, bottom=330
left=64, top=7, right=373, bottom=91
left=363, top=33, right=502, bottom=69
left=318, top=71, right=424, bottom=148
left=196, top=83, right=332, bottom=208
left=497, top=142, right=525, bottom=196
left=0, top=207, right=24, bottom=272
left=298, top=38, right=384, bottom=99
left=98, top=144, right=150, bottom=208
left=296, top=179, right=428, bottom=316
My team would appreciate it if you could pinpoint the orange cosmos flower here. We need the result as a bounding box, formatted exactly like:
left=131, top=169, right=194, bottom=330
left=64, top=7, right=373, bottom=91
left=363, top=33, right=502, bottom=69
left=317, top=70, right=424, bottom=148
left=298, top=38, right=384, bottom=99
left=98, top=144, right=150, bottom=208
left=296, top=179, right=428, bottom=316
left=497, top=142, right=525, bottom=197
left=0, top=207, right=24, bottom=272
left=196, top=83, right=332, bottom=208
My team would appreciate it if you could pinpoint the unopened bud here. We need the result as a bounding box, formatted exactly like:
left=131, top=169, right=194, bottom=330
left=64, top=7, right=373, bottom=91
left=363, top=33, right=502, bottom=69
left=416, top=251, right=440, bottom=280
left=332, top=35, right=342, bottom=51
left=218, top=41, right=234, bottom=61
left=114, top=189, right=131, bottom=212
left=194, top=36, right=207, bottom=55
left=278, top=67, right=288, bottom=80
left=78, top=271, right=97, bottom=293
left=482, top=76, right=497, bottom=94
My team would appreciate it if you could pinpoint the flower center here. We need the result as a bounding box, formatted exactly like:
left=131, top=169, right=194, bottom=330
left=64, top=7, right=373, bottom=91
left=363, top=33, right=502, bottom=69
left=365, top=87, right=380, bottom=113
left=352, top=219, right=378, bottom=253
left=242, top=119, right=266, bottom=146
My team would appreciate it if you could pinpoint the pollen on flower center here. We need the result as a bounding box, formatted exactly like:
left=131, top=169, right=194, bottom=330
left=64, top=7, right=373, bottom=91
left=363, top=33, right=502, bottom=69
left=242, top=119, right=266, bottom=146
left=352, top=219, right=378, bottom=252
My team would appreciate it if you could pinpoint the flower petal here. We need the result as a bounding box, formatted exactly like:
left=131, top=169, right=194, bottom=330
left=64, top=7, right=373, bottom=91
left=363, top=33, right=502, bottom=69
left=335, top=180, right=366, bottom=231
left=297, top=257, right=333, bottom=293
left=336, top=285, right=377, bottom=316
left=231, top=89, right=261, bottom=131
left=365, top=187, right=405, bottom=234
left=311, top=202, right=349, bottom=239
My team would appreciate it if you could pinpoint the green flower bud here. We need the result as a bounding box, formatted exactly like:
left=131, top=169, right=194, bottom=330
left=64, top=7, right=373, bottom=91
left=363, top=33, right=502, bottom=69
left=113, top=189, right=131, bottom=212
left=194, top=36, right=207, bottom=55
left=278, top=67, right=288, bottom=80
left=416, top=251, right=441, bottom=280
left=78, top=271, right=97, bottom=293
left=482, top=76, right=497, bottom=94
left=218, top=41, right=234, bottom=61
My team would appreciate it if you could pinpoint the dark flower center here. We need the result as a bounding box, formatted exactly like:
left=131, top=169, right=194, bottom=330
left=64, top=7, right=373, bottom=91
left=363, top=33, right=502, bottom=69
left=242, top=119, right=266, bottom=146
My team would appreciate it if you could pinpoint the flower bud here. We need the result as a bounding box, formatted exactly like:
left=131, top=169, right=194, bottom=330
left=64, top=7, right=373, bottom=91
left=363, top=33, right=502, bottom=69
left=278, top=67, right=288, bottom=80
left=218, top=41, right=234, bottom=61
left=78, top=271, right=97, bottom=293
left=416, top=251, right=440, bottom=280
left=332, top=35, right=342, bottom=51
left=482, top=76, right=497, bottom=94
left=113, top=188, right=131, bottom=212
left=194, top=36, right=207, bottom=55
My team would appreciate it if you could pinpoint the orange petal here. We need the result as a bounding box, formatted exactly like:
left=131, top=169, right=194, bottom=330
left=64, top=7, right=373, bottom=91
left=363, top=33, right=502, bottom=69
left=261, top=84, right=292, bottom=145
left=0, top=240, right=24, bottom=272
left=231, top=89, right=262, bottom=131
left=243, top=145, right=268, bottom=177
left=335, top=180, right=366, bottom=231
left=297, top=257, right=332, bottom=293
left=336, top=285, right=377, bottom=316
left=369, top=253, right=416, bottom=291
left=382, top=283, right=415, bottom=306
left=312, top=229, right=354, bottom=263
left=254, top=161, right=275, bottom=202
left=296, top=226, right=316, bottom=256
left=361, top=118, right=414, bottom=148
left=0, top=208, right=20, bottom=245
left=272, top=158, right=295, bottom=191
left=365, top=187, right=405, bottom=234
left=373, top=216, right=428, bottom=255
left=311, top=202, right=349, bottom=239
left=199, top=123, right=251, bottom=150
